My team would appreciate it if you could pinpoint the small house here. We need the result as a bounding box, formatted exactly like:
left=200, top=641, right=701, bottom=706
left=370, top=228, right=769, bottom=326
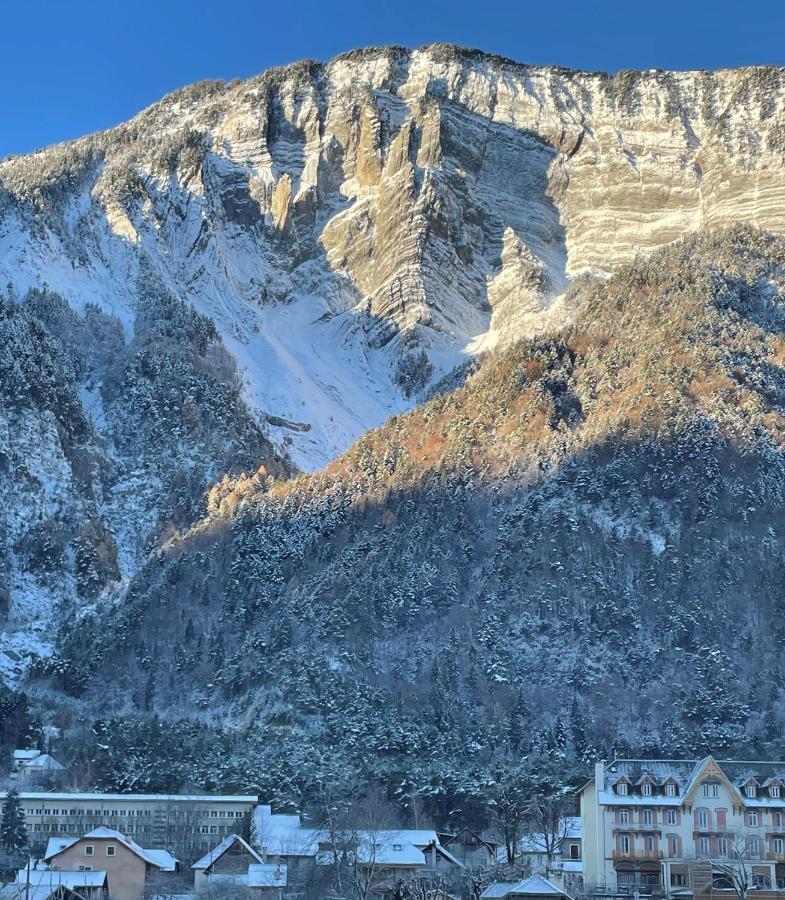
left=192, top=834, right=265, bottom=893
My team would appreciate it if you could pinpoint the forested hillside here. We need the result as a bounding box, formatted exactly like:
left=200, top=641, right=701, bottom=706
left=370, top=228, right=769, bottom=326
left=0, top=274, right=288, bottom=681
left=37, top=227, right=785, bottom=825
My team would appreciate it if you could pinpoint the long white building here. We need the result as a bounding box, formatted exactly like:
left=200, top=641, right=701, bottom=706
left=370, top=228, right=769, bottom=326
left=0, top=791, right=257, bottom=859
left=580, top=756, right=785, bottom=898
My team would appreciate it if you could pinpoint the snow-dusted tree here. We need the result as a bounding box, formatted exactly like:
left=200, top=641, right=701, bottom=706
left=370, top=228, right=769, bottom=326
left=706, top=833, right=762, bottom=900
left=1, top=788, right=28, bottom=854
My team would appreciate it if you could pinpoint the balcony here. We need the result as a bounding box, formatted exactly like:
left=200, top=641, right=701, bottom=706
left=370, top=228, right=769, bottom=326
left=767, top=852, right=785, bottom=862
left=613, top=850, right=664, bottom=861
left=613, top=823, right=662, bottom=833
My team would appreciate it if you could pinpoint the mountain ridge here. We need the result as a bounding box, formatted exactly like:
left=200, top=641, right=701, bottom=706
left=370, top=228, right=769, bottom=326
left=2, top=42, right=785, bottom=737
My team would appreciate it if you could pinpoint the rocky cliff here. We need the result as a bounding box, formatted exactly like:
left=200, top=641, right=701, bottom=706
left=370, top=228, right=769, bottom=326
left=3, top=46, right=785, bottom=468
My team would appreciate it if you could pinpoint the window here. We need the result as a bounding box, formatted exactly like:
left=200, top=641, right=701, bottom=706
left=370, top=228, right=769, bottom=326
left=698, top=809, right=709, bottom=830
left=85, top=846, right=94, bottom=857
left=772, top=785, right=781, bottom=799
left=752, top=874, right=770, bottom=889
left=748, top=811, right=759, bottom=827
left=668, top=836, right=679, bottom=858
left=569, top=844, right=580, bottom=860
left=746, top=784, right=757, bottom=798
left=618, top=810, right=630, bottom=824
left=620, top=835, right=631, bottom=856
left=643, top=809, right=654, bottom=825
left=617, top=782, right=628, bottom=796
left=718, top=837, right=728, bottom=857
left=78, top=866, right=92, bottom=872
left=749, top=837, right=761, bottom=857
left=699, top=838, right=710, bottom=857
left=775, top=812, right=783, bottom=828
left=642, top=782, right=653, bottom=796
left=646, top=836, right=655, bottom=852
left=210, top=826, right=218, bottom=834
left=393, top=844, right=402, bottom=851
left=666, top=810, right=677, bottom=826
left=671, top=873, right=688, bottom=887
left=666, top=783, right=677, bottom=797
left=106, top=845, right=116, bottom=857
left=773, top=837, right=784, bottom=855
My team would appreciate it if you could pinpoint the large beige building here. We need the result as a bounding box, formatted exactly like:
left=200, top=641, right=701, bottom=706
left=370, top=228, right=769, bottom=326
left=581, top=757, right=785, bottom=899
left=0, top=791, right=257, bottom=860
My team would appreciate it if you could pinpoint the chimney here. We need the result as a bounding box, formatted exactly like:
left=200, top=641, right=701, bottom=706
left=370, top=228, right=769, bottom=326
left=595, top=761, right=605, bottom=789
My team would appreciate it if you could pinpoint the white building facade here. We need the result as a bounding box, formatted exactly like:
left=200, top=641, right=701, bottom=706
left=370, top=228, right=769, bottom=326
left=581, top=756, right=785, bottom=898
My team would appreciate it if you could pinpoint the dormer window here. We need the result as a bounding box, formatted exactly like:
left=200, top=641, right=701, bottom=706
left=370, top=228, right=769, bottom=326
left=746, top=784, right=757, bottom=799
left=666, top=783, right=677, bottom=797
left=393, top=844, right=402, bottom=852
left=772, top=785, right=781, bottom=799
left=703, top=782, right=719, bottom=799
left=617, top=782, right=629, bottom=796
left=642, top=783, right=653, bottom=796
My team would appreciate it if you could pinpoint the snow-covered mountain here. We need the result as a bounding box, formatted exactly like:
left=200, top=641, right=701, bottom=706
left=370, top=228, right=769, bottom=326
left=4, top=46, right=785, bottom=467
left=2, top=44, right=785, bottom=682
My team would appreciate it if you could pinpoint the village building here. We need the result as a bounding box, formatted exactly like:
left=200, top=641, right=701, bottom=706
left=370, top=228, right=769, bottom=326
left=0, top=866, right=108, bottom=900
left=0, top=791, right=257, bottom=861
left=13, top=749, right=44, bottom=770
left=43, top=827, right=177, bottom=900
left=581, top=756, right=785, bottom=899
left=14, top=754, right=67, bottom=788
left=442, top=829, right=497, bottom=868
left=518, top=817, right=583, bottom=894
left=192, top=833, right=265, bottom=891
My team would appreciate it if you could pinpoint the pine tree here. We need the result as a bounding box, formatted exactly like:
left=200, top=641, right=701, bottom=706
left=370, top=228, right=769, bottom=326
left=1, top=788, right=28, bottom=855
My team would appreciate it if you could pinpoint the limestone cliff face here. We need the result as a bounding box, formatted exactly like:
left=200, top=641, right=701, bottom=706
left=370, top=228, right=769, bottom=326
left=1, top=45, right=785, bottom=472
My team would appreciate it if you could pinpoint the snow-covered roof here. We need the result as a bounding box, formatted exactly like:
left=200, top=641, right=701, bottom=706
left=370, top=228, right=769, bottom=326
left=141, top=848, right=178, bottom=872
left=14, top=869, right=107, bottom=889
left=357, top=837, right=426, bottom=867
left=45, top=827, right=176, bottom=870
left=192, top=834, right=263, bottom=870
left=254, top=805, right=319, bottom=857
left=597, top=757, right=785, bottom=807
left=248, top=864, right=288, bottom=888
left=1, top=790, right=256, bottom=802
left=383, top=829, right=440, bottom=848
left=44, top=837, right=77, bottom=858
left=14, top=749, right=41, bottom=761
left=481, top=884, right=520, bottom=899
left=510, top=875, right=573, bottom=897
left=22, top=754, right=66, bottom=770
left=482, top=876, right=575, bottom=898
left=562, top=817, right=582, bottom=840
left=519, top=818, right=582, bottom=854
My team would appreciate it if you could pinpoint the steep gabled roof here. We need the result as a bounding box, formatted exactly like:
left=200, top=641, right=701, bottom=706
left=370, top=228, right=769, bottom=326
left=443, top=828, right=497, bottom=852
left=481, top=875, right=573, bottom=899
left=424, top=840, right=464, bottom=868
left=192, top=834, right=264, bottom=871
left=44, top=827, right=176, bottom=870
left=509, top=874, right=573, bottom=897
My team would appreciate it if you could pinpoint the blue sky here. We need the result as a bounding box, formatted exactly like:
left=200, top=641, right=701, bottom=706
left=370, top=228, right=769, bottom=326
left=2, top=0, right=784, bottom=158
